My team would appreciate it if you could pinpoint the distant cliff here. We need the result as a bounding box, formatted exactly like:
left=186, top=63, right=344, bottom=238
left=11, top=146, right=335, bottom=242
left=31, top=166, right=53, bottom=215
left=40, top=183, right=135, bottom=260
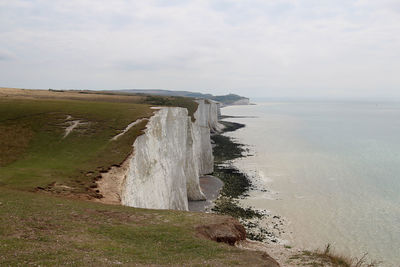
left=211, top=94, right=250, bottom=106
left=110, top=89, right=249, bottom=106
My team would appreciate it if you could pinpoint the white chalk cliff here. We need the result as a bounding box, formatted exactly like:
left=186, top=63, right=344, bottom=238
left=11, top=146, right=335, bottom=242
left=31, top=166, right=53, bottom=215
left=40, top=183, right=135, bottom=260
left=117, top=99, right=223, bottom=211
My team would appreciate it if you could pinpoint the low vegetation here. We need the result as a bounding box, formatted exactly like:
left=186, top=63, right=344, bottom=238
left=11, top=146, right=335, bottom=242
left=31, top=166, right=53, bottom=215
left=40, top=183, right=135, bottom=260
left=143, top=95, right=198, bottom=121
left=289, top=244, right=380, bottom=267
left=0, top=187, right=269, bottom=266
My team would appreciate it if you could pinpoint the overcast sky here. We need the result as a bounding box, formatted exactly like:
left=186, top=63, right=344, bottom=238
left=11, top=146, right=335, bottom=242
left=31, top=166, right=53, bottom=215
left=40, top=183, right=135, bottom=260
left=1, top=0, right=400, bottom=98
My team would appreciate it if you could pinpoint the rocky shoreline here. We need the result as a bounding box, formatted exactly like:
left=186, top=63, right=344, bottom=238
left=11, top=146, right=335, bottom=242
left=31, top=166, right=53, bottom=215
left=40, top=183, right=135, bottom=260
left=210, top=119, right=288, bottom=244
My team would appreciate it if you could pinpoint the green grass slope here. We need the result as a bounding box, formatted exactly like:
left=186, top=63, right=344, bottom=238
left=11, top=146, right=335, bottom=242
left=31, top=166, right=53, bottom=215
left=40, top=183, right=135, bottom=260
left=0, top=96, right=153, bottom=197
left=0, top=187, right=268, bottom=266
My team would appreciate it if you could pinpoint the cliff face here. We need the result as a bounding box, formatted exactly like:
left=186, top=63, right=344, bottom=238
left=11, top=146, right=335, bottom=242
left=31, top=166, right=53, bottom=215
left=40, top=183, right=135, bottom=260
left=117, top=100, right=222, bottom=211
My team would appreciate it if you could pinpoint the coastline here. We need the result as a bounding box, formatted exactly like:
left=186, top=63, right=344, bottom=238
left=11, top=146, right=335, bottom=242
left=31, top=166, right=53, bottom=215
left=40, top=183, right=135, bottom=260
left=208, top=116, right=310, bottom=266
left=210, top=119, right=288, bottom=244
left=215, top=105, right=384, bottom=266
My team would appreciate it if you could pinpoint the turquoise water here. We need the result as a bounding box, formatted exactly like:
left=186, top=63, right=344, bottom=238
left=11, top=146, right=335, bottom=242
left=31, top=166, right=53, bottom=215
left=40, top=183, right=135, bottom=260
left=222, top=101, right=400, bottom=266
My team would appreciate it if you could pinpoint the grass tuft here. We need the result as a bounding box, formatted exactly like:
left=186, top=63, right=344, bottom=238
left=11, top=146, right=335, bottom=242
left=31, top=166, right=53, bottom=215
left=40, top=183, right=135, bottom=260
left=293, top=244, right=380, bottom=267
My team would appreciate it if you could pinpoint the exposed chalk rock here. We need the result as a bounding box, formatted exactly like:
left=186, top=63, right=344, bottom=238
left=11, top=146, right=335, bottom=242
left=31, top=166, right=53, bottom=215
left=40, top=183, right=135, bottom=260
left=63, top=119, right=88, bottom=138
left=121, top=108, right=190, bottom=210
left=99, top=99, right=223, bottom=210
left=192, top=100, right=214, bottom=176
left=185, top=116, right=206, bottom=201
left=206, top=100, right=224, bottom=133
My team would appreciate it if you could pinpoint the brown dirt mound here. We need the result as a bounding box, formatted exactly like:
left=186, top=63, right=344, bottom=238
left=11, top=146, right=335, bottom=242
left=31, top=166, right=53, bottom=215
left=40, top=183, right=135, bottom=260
left=195, top=217, right=246, bottom=245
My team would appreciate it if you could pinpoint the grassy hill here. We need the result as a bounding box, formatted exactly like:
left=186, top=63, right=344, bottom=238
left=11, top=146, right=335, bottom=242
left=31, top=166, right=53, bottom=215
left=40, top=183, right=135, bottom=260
left=0, top=187, right=270, bottom=266
left=0, top=88, right=269, bottom=266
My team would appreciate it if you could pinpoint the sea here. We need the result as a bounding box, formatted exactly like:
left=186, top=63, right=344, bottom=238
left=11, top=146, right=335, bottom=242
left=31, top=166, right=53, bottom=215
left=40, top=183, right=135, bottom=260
left=221, top=100, right=400, bottom=266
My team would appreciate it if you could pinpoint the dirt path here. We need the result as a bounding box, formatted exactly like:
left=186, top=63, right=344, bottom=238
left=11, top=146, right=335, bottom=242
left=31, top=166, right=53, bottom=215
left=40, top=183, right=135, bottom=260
left=63, top=120, right=81, bottom=138
left=111, top=118, right=148, bottom=141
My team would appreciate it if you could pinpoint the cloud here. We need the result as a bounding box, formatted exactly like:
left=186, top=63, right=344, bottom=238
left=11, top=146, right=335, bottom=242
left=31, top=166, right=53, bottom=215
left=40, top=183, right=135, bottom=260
left=0, top=49, right=14, bottom=61
left=0, top=0, right=399, bottom=97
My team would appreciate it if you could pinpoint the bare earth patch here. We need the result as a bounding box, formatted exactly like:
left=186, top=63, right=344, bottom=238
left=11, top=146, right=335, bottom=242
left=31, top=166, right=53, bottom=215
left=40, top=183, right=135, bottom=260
left=95, top=153, right=134, bottom=205
left=111, top=118, right=148, bottom=141
left=63, top=120, right=81, bottom=138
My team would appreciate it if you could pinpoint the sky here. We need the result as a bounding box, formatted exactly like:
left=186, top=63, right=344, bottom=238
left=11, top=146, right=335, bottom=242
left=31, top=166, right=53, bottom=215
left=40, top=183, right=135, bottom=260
left=1, top=0, right=400, bottom=98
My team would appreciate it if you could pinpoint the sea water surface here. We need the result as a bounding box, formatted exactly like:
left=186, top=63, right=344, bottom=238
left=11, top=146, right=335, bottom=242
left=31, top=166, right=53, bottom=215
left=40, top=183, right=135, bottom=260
left=221, top=100, right=400, bottom=266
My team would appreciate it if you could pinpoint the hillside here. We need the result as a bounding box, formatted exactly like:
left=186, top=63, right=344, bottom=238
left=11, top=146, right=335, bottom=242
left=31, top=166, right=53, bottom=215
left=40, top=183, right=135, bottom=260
left=0, top=88, right=272, bottom=266
left=0, top=186, right=275, bottom=266
left=112, top=89, right=250, bottom=105
left=0, top=88, right=154, bottom=195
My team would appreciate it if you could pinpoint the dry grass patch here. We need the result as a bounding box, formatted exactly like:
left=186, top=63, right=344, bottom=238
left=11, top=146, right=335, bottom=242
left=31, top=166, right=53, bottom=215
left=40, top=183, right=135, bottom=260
left=289, top=244, right=380, bottom=267
left=0, top=87, right=145, bottom=103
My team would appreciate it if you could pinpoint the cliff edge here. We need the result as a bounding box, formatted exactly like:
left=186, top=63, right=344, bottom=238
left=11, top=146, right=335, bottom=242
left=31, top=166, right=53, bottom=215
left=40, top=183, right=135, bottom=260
left=97, top=99, right=223, bottom=210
